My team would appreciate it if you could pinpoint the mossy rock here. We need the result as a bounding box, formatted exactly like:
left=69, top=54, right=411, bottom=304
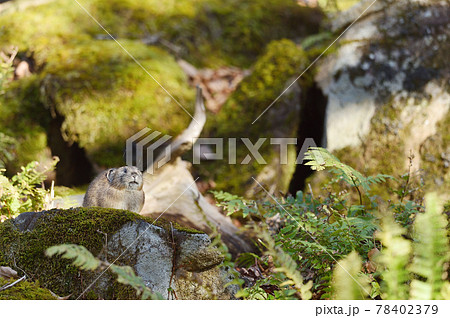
left=41, top=40, right=194, bottom=168
left=0, top=40, right=194, bottom=170
left=0, top=207, right=203, bottom=299
left=420, top=111, right=450, bottom=194
left=0, top=0, right=193, bottom=172
left=0, top=277, right=56, bottom=300
left=0, top=0, right=92, bottom=66
left=0, top=0, right=322, bottom=69
left=87, top=0, right=323, bottom=67
left=197, top=39, right=308, bottom=195
left=307, top=1, right=450, bottom=199
left=0, top=0, right=322, bottom=183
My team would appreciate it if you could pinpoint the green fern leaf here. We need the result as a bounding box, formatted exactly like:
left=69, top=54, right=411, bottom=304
left=409, top=193, right=449, bottom=300
left=304, top=147, right=371, bottom=192
left=260, top=230, right=312, bottom=299
left=377, top=211, right=412, bottom=299
left=332, top=251, right=370, bottom=300
left=46, top=244, right=100, bottom=271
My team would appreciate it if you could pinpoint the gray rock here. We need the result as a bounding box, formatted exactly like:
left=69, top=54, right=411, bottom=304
left=106, top=220, right=232, bottom=299
left=316, top=0, right=449, bottom=154
left=2, top=208, right=237, bottom=299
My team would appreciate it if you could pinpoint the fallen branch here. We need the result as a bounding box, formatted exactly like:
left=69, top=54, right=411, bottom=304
left=0, top=275, right=26, bottom=291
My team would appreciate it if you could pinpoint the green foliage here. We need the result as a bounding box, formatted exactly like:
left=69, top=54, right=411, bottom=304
left=260, top=229, right=313, bottom=299
left=0, top=48, right=16, bottom=95
left=212, top=191, right=256, bottom=217
left=305, top=147, right=395, bottom=194
left=365, top=193, right=449, bottom=300
left=409, top=193, right=449, bottom=300
left=215, top=178, right=380, bottom=299
left=215, top=147, right=449, bottom=300
left=332, top=251, right=369, bottom=300
left=376, top=211, right=411, bottom=300
left=0, top=157, right=59, bottom=217
left=0, top=132, right=17, bottom=169
left=45, top=243, right=162, bottom=300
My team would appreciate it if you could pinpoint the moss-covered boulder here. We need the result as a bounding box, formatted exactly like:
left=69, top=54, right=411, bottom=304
left=0, top=0, right=322, bottom=186
left=310, top=0, right=449, bottom=197
left=0, top=41, right=194, bottom=177
left=0, top=208, right=236, bottom=299
left=197, top=39, right=309, bottom=196
left=87, top=0, right=323, bottom=68
left=0, top=0, right=195, bottom=182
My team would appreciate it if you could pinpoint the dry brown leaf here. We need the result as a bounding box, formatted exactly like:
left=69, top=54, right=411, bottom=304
left=177, top=59, right=248, bottom=113
left=368, top=247, right=380, bottom=261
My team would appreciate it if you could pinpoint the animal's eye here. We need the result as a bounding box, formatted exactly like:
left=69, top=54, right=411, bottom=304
left=123, top=168, right=128, bottom=173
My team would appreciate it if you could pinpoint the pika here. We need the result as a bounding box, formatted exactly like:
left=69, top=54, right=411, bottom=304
left=83, top=166, right=145, bottom=213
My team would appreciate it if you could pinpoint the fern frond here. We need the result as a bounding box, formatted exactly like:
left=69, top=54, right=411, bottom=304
left=260, top=229, right=312, bottom=299
left=377, top=211, right=412, bottom=299
left=304, top=147, right=366, bottom=187
left=332, top=251, right=370, bottom=300
left=304, top=147, right=394, bottom=193
left=45, top=244, right=100, bottom=271
left=409, top=193, right=449, bottom=300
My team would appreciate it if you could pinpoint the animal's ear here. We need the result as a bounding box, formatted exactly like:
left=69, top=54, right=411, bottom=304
left=106, top=168, right=115, bottom=183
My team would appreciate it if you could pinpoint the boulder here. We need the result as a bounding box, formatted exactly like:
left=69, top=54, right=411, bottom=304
left=311, top=0, right=449, bottom=196
left=0, top=208, right=237, bottom=299
left=0, top=0, right=322, bottom=185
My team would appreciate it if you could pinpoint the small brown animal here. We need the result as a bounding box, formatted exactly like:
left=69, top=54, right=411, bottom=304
left=83, top=166, right=145, bottom=213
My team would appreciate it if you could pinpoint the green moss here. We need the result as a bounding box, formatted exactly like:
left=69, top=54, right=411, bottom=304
left=0, top=39, right=195, bottom=168
left=42, top=40, right=194, bottom=167
left=0, top=207, right=201, bottom=299
left=420, top=111, right=450, bottom=195
left=54, top=185, right=88, bottom=197
left=317, top=0, right=361, bottom=12
left=88, top=0, right=322, bottom=67
left=0, top=0, right=323, bottom=69
left=111, top=280, right=141, bottom=300
left=0, top=277, right=56, bottom=300
left=0, top=0, right=322, bottom=177
left=0, top=0, right=91, bottom=66
left=332, top=100, right=408, bottom=199
left=212, top=39, right=308, bottom=134
left=197, top=39, right=308, bottom=195
left=154, top=217, right=204, bottom=235
left=1, top=0, right=195, bottom=169
left=0, top=0, right=321, bottom=69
